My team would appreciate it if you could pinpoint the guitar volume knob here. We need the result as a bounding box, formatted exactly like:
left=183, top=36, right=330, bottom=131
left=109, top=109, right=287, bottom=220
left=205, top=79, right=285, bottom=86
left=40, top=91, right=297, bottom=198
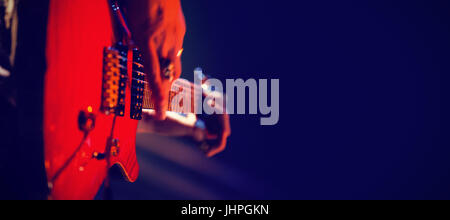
left=78, top=107, right=96, bottom=133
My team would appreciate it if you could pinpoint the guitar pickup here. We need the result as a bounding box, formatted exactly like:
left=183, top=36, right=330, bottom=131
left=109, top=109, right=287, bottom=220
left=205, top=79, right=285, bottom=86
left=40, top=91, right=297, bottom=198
left=130, top=48, right=145, bottom=120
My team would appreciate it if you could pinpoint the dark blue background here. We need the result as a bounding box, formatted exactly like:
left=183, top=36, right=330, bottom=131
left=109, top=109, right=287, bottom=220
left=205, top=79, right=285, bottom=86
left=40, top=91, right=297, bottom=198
left=178, top=0, right=450, bottom=199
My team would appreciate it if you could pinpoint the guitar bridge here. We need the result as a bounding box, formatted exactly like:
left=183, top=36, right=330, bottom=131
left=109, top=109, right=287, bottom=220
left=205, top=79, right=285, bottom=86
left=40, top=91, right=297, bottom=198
left=101, top=43, right=127, bottom=116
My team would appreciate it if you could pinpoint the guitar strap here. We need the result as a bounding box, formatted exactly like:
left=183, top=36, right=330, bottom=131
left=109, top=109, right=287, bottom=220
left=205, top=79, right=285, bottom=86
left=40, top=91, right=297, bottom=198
left=109, top=0, right=133, bottom=46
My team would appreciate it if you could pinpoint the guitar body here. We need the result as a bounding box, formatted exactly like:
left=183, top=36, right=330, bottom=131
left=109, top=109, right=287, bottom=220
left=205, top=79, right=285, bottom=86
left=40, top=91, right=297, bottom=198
left=44, top=0, right=139, bottom=200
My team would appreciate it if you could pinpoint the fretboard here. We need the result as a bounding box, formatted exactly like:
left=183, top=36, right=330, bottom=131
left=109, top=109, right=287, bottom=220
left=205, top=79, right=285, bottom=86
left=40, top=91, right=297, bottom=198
left=141, top=80, right=199, bottom=114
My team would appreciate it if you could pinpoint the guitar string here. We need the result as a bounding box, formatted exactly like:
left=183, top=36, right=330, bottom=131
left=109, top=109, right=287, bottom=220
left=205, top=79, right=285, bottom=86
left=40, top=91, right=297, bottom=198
left=108, top=53, right=202, bottom=113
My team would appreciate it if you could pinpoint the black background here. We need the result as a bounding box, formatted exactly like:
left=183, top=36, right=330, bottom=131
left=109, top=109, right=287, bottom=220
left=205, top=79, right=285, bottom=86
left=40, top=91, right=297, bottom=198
left=180, top=0, right=450, bottom=199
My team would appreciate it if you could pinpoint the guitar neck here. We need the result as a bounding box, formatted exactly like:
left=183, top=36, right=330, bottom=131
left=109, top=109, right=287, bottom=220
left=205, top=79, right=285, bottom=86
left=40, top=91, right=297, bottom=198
left=141, top=80, right=198, bottom=114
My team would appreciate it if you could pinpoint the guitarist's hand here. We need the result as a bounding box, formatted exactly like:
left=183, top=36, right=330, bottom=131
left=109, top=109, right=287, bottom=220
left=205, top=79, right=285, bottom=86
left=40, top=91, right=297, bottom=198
left=124, top=0, right=230, bottom=157
left=198, top=90, right=231, bottom=157
left=138, top=90, right=231, bottom=158
left=124, top=0, right=186, bottom=120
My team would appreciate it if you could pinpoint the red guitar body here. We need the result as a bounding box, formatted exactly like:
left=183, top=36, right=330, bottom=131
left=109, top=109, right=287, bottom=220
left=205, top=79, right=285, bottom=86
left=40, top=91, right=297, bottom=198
left=44, top=0, right=139, bottom=200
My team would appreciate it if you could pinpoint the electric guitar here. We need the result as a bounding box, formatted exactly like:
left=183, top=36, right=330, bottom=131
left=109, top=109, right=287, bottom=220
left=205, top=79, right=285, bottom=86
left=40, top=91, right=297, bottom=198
left=44, top=0, right=199, bottom=200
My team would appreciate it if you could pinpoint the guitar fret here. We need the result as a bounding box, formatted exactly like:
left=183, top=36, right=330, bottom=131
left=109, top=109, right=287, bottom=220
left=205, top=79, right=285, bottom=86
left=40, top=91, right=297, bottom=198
left=142, top=85, right=196, bottom=114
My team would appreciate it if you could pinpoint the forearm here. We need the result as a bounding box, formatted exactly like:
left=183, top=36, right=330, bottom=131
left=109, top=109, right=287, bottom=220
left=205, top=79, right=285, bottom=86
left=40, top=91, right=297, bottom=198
left=121, top=0, right=185, bottom=53
left=120, top=0, right=186, bottom=120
